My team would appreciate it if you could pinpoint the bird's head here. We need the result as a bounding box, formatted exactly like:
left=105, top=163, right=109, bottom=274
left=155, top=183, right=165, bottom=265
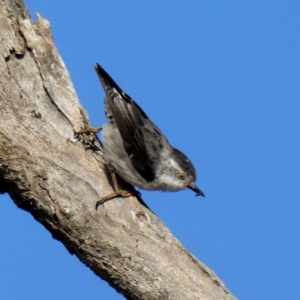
left=156, top=147, right=205, bottom=196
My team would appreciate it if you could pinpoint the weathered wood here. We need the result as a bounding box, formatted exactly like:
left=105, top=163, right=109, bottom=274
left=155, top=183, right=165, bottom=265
left=0, top=1, right=237, bottom=299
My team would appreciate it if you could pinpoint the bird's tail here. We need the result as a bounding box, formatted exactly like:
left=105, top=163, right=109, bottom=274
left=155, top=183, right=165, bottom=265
left=94, top=63, right=131, bottom=100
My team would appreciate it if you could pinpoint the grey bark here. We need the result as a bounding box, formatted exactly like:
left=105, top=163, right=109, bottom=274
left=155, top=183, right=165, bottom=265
left=0, top=0, right=237, bottom=299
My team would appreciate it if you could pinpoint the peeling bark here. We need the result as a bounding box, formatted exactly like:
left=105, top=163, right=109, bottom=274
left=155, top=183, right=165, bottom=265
left=0, top=1, right=237, bottom=299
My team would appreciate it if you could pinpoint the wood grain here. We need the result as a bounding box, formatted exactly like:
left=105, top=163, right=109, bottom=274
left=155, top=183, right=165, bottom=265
left=0, top=1, right=237, bottom=299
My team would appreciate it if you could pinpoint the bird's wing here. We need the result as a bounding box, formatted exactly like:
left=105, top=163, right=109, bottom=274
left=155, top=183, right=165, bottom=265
left=95, top=63, right=168, bottom=182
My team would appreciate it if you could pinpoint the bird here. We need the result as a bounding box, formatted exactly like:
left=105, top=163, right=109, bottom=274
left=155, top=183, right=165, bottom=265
left=84, top=63, right=205, bottom=207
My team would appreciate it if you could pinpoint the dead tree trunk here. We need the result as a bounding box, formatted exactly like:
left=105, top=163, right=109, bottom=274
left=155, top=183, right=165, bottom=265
left=0, top=1, right=237, bottom=299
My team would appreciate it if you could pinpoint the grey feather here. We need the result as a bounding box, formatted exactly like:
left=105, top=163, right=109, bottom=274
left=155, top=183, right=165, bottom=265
left=95, top=63, right=204, bottom=196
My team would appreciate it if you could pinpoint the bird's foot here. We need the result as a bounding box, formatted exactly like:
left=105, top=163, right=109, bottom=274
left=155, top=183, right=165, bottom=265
left=76, top=126, right=103, bottom=134
left=74, top=126, right=103, bottom=151
left=95, top=189, right=137, bottom=210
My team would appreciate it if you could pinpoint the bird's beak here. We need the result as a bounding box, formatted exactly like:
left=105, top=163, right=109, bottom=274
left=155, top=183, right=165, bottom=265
left=188, top=183, right=205, bottom=197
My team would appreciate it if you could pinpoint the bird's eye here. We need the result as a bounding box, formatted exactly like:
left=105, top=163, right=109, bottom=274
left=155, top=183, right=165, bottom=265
left=178, top=174, right=186, bottom=181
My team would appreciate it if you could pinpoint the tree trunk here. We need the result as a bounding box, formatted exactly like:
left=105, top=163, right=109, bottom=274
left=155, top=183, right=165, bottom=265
left=0, top=1, right=237, bottom=299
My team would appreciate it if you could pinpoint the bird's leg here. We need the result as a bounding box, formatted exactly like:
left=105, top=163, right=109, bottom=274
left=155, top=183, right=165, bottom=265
left=74, top=126, right=103, bottom=151
left=96, top=172, right=137, bottom=209
left=76, top=129, right=137, bottom=208
left=77, top=126, right=103, bottom=134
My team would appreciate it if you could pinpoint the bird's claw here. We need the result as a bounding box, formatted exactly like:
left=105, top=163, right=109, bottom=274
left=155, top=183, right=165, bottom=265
left=95, top=190, right=137, bottom=210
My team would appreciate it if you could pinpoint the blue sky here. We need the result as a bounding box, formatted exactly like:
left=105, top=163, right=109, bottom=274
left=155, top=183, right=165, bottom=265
left=1, top=1, right=299, bottom=299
